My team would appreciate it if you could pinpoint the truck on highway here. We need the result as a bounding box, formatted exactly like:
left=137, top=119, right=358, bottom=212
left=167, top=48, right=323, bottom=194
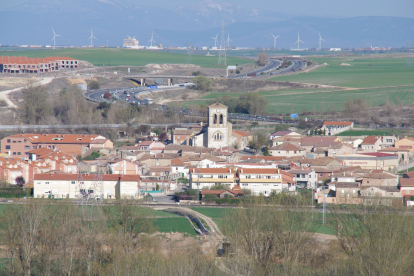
left=247, top=73, right=257, bottom=77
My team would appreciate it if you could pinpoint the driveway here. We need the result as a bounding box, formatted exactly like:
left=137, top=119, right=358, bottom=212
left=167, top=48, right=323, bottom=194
left=398, top=161, right=414, bottom=172
left=150, top=192, right=176, bottom=204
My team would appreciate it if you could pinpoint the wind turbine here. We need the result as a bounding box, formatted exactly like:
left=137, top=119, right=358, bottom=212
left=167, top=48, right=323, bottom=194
left=88, top=29, right=97, bottom=47
left=226, top=34, right=232, bottom=48
left=293, top=33, right=304, bottom=51
left=211, top=34, right=218, bottom=48
left=148, top=31, right=155, bottom=47
left=51, top=28, right=62, bottom=47
left=318, top=32, right=325, bottom=51
left=271, top=33, right=280, bottom=49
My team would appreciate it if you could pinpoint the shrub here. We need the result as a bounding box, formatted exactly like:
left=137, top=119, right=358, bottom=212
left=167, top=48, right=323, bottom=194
left=88, top=80, right=100, bottom=90
left=0, top=187, right=26, bottom=198
left=103, top=92, right=111, bottom=100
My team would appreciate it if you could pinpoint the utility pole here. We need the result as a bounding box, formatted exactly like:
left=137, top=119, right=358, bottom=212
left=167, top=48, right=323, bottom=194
left=186, top=43, right=193, bottom=64
left=322, top=188, right=326, bottom=224
left=218, top=20, right=227, bottom=65
left=197, top=165, right=200, bottom=202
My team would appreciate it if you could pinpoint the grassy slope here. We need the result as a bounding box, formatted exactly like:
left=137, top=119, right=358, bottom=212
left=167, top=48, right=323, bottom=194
left=153, top=217, right=196, bottom=236
left=0, top=48, right=252, bottom=68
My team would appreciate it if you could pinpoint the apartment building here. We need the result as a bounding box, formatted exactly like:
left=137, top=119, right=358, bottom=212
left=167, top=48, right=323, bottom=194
left=288, top=169, right=317, bottom=189
left=107, top=159, right=143, bottom=175
left=0, top=56, right=79, bottom=73
left=1, top=133, right=113, bottom=158
left=189, top=168, right=235, bottom=190
left=34, top=173, right=140, bottom=199
left=237, top=168, right=296, bottom=196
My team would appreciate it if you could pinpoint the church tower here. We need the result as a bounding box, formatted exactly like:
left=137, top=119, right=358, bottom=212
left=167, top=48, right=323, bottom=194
left=206, top=102, right=230, bottom=148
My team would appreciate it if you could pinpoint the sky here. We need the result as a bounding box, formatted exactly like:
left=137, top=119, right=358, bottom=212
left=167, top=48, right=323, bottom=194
left=0, top=0, right=413, bottom=18
left=140, top=0, right=414, bottom=18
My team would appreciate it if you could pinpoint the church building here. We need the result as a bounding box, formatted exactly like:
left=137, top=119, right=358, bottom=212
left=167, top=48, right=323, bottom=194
left=188, top=103, right=237, bottom=149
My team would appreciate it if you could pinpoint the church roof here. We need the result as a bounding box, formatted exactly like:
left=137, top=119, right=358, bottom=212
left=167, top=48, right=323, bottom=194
left=209, top=102, right=227, bottom=108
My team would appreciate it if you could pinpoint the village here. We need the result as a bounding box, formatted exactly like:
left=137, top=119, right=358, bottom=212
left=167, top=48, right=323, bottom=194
left=1, top=102, right=414, bottom=207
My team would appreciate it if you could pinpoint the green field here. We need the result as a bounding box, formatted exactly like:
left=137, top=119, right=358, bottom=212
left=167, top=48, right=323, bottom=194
left=0, top=48, right=252, bottom=68
left=173, top=56, right=414, bottom=114
left=153, top=217, right=196, bottom=236
left=335, top=129, right=398, bottom=136
left=170, top=84, right=414, bottom=114
left=272, top=57, right=414, bottom=88
left=190, top=207, right=336, bottom=235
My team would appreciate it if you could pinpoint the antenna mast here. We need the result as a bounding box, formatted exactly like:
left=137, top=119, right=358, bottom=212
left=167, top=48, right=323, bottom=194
left=218, top=20, right=227, bottom=65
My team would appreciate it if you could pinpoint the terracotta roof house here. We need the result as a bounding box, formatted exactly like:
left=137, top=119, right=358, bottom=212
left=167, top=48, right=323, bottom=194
left=395, top=137, right=414, bottom=152
left=269, top=142, right=305, bottom=157
left=360, top=136, right=382, bottom=152
left=1, top=133, right=112, bottom=158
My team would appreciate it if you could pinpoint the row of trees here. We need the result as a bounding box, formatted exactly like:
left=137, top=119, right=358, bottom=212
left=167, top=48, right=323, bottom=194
left=212, top=93, right=268, bottom=116
left=2, top=197, right=414, bottom=275
left=0, top=200, right=219, bottom=276
left=19, top=84, right=185, bottom=126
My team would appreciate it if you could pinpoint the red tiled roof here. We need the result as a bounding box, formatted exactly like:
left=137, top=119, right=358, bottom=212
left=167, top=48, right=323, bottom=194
left=271, top=142, right=303, bottom=151
left=379, top=147, right=409, bottom=152
left=232, top=130, right=249, bottom=137
left=190, top=168, right=233, bottom=174
left=322, top=121, right=353, bottom=126
left=361, top=136, right=380, bottom=145
left=0, top=56, right=77, bottom=65
left=139, top=141, right=153, bottom=146
left=238, top=168, right=280, bottom=174
left=4, top=133, right=105, bottom=144
left=360, top=152, right=397, bottom=157
left=240, top=156, right=286, bottom=161
left=34, top=173, right=139, bottom=181
left=400, top=179, right=414, bottom=187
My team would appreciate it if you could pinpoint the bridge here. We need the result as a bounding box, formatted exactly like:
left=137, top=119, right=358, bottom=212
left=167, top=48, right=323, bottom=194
left=124, top=74, right=200, bottom=86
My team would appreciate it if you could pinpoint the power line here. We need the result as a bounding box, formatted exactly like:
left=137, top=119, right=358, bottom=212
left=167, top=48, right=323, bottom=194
left=218, top=20, right=227, bottom=65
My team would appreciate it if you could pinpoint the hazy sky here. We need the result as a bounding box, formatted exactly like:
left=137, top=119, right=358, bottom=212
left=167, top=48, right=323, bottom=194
left=1, top=0, right=413, bottom=18
left=140, top=0, right=413, bottom=18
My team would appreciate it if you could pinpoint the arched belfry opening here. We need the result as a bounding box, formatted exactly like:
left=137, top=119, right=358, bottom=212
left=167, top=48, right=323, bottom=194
left=214, top=114, right=217, bottom=124
left=219, top=114, right=223, bottom=124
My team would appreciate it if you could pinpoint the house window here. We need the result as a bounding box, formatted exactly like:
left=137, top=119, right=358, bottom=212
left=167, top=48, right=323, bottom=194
left=263, top=184, right=269, bottom=186
left=12, top=141, right=16, bottom=143
left=319, top=174, right=323, bottom=177
left=25, top=146, right=30, bottom=150
left=18, top=141, right=21, bottom=143
left=12, top=152, right=16, bottom=155
left=242, top=184, right=248, bottom=186
left=45, top=182, right=49, bottom=184
left=5, top=145, right=10, bottom=149
left=71, top=181, right=76, bottom=184
left=407, top=191, right=411, bottom=194
left=17, top=152, right=21, bottom=155
left=301, top=174, right=305, bottom=178
left=7, top=139, right=10, bottom=143
left=36, top=182, right=41, bottom=184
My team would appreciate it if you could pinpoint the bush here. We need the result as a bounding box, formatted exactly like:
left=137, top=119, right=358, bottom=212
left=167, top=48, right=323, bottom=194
left=214, top=198, right=240, bottom=205
left=193, top=75, right=212, bottom=92
left=88, top=80, right=100, bottom=90
left=202, top=194, right=218, bottom=202
left=235, top=69, right=240, bottom=74
left=0, top=187, right=26, bottom=198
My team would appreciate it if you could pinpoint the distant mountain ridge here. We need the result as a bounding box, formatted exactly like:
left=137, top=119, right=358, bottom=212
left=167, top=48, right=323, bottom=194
left=0, top=0, right=413, bottom=48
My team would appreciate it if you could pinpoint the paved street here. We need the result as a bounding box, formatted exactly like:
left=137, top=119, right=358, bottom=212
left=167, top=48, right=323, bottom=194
left=398, top=160, right=414, bottom=172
